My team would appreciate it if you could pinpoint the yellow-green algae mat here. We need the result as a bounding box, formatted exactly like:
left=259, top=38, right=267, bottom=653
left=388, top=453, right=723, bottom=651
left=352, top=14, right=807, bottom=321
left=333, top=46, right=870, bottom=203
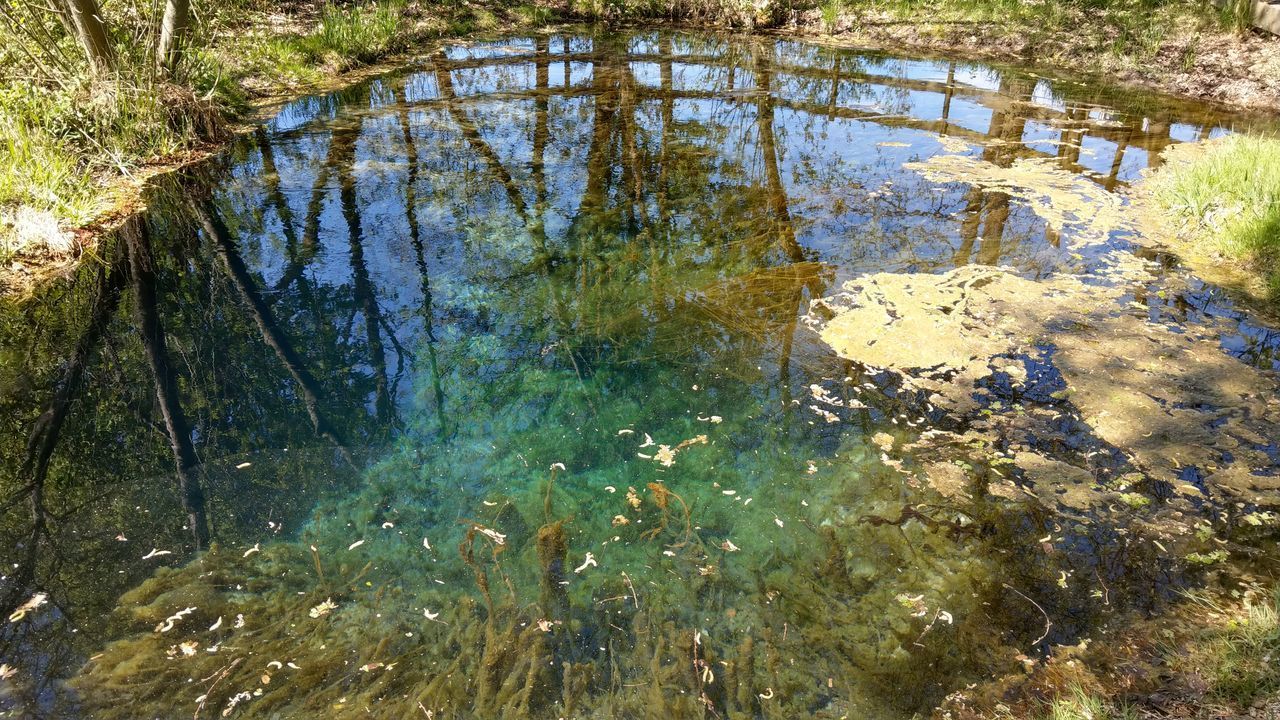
left=809, top=151, right=1280, bottom=508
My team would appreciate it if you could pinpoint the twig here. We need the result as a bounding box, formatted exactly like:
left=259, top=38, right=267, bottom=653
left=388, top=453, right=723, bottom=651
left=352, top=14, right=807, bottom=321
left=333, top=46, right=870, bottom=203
left=913, top=608, right=943, bottom=648
left=309, top=544, right=327, bottom=590
left=194, top=657, right=242, bottom=719
left=1003, top=583, right=1052, bottom=646
left=621, top=570, right=639, bottom=609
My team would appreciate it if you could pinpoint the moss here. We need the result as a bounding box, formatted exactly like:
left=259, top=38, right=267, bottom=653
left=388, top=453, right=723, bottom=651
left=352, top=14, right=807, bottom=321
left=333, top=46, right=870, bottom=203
left=1185, top=549, right=1229, bottom=565
left=535, top=521, right=570, bottom=620
left=1117, top=492, right=1150, bottom=509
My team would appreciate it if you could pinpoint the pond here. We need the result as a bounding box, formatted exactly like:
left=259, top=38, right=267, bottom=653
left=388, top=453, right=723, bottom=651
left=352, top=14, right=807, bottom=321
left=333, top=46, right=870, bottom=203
left=3, top=28, right=1280, bottom=720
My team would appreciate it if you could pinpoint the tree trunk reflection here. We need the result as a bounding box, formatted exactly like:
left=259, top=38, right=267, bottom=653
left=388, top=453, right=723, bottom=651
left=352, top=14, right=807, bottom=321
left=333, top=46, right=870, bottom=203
left=123, top=218, right=211, bottom=549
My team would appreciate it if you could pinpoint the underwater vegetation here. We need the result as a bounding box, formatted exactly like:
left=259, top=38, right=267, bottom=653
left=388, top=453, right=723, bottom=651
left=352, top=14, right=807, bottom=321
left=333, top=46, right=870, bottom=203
left=67, top=335, right=1253, bottom=719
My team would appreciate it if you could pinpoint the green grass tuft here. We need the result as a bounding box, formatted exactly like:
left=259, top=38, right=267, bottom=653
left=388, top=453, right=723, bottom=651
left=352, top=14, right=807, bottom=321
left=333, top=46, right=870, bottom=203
left=993, top=685, right=1137, bottom=720
left=304, top=1, right=406, bottom=66
left=820, top=0, right=843, bottom=32
left=1175, top=590, right=1280, bottom=707
left=1044, top=687, right=1138, bottom=720
left=1149, top=134, right=1280, bottom=299
left=0, top=77, right=198, bottom=245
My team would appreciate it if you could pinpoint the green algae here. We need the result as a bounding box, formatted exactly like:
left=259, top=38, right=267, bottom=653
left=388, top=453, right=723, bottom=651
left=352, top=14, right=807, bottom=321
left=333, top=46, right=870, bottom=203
left=70, top=356, right=1068, bottom=718
left=71, top=339, right=1250, bottom=717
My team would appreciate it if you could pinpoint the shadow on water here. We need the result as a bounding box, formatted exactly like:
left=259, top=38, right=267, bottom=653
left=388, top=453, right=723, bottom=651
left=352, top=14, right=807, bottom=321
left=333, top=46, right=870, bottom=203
left=1, top=28, right=1278, bottom=719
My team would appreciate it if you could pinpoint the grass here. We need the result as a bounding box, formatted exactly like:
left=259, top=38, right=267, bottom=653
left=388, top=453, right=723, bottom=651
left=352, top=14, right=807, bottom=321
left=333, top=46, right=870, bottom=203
left=1043, top=687, right=1137, bottom=720
left=0, top=88, right=100, bottom=228
left=222, top=1, right=511, bottom=87
left=0, top=0, right=434, bottom=265
left=1148, top=134, right=1280, bottom=299
left=1174, top=589, right=1280, bottom=707
left=820, top=0, right=843, bottom=32
left=0, top=74, right=205, bottom=261
left=991, top=685, right=1138, bottom=720
left=977, top=585, right=1280, bottom=720
left=834, top=0, right=1244, bottom=77
left=1029, top=590, right=1280, bottom=718
left=1216, top=0, right=1257, bottom=33
left=242, top=0, right=408, bottom=81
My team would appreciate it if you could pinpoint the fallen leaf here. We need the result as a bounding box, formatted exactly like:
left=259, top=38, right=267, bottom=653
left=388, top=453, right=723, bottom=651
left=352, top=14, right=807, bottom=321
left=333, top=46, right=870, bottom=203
left=155, top=607, right=197, bottom=633
left=8, top=593, right=47, bottom=623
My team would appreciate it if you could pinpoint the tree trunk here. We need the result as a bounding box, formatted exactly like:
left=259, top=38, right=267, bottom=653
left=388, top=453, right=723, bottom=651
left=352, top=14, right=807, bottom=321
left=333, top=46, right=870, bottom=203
left=397, top=101, right=448, bottom=437
left=123, top=218, right=211, bottom=550
left=61, top=0, right=114, bottom=75
left=753, top=47, right=805, bottom=264
left=155, top=0, right=191, bottom=73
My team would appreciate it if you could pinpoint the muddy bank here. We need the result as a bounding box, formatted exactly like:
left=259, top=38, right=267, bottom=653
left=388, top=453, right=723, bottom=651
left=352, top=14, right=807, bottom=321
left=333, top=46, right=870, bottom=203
left=779, top=11, right=1280, bottom=113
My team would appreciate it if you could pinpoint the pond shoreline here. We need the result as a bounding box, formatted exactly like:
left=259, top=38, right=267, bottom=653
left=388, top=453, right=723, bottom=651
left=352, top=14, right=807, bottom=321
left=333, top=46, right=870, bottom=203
left=775, top=13, right=1280, bottom=113
left=0, top=50, right=439, bottom=298
left=4, top=13, right=1279, bottom=300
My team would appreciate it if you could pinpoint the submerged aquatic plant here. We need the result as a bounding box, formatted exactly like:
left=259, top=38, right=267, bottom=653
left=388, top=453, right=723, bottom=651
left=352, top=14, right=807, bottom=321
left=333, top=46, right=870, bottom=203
left=1175, top=590, right=1280, bottom=707
left=72, top=353, right=1089, bottom=718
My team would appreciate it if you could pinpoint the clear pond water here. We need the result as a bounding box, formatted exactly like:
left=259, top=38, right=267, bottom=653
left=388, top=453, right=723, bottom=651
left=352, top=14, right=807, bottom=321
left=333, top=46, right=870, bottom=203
left=2, top=29, right=1279, bottom=719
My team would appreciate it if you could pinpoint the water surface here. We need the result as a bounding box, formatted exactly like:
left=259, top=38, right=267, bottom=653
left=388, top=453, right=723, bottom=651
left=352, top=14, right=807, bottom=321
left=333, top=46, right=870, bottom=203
left=2, top=29, right=1279, bottom=719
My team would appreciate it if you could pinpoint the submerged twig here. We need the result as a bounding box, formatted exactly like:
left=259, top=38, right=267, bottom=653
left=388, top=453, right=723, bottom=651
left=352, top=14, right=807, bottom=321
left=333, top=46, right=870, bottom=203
left=309, top=544, right=328, bottom=591
left=1003, top=583, right=1052, bottom=646
left=544, top=462, right=565, bottom=524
